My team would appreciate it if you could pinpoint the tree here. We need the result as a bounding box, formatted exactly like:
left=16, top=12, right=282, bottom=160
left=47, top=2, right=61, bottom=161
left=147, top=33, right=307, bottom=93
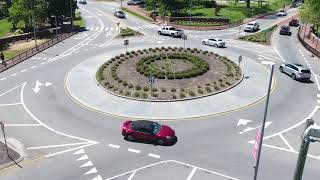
left=299, top=0, right=320, bottom=34
left=46, top=0, right=78, bottom=25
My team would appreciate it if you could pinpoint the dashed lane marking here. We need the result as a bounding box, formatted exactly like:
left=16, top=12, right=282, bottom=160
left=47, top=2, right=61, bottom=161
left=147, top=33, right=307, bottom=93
left=20, top=69, right=28, bottom=73
left=4, top=123, right=42, bottom=127
left=186, top=167, right=197, bottom=180
left=128, top=170, right=136, bottom=180
left=10, top=73, right=17, bottom=77
left=30, top=66, right=37, bottom=69
left=148, top=153, right=160, bottom=159
left=0, top=77, right=7, bottom=80
left=128, top=148, right=140, bottom=153
left=108, top=144, right=120, bottom=149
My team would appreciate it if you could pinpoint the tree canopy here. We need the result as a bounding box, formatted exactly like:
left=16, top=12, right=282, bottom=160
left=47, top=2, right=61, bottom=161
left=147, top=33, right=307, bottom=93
left=299, top=0, right=320, bottom=29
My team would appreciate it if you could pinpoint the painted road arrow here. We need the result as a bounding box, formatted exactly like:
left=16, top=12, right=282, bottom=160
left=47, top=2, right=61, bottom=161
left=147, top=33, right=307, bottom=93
left=237, top=119, right=252, bottom=126
left=239, top=121, right=272, bottom=134
left=32, top=80, right=52, bottom=93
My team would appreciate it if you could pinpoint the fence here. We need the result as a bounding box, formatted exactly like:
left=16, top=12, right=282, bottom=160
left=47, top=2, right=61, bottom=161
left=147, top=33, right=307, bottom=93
left=298, top=25, right=320, bottom=58
left=0, top=32, right=76, bottom=73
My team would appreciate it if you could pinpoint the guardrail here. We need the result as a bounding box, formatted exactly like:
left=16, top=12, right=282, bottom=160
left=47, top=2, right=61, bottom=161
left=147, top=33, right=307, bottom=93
left=0, top=32, right=76, bottom=73
left=298, top=26, right=320, bottom=58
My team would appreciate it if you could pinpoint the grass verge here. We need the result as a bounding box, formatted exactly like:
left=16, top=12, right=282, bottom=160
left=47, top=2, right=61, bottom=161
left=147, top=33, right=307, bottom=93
left=122, top=7, right=153, bottom=22
left=74, top=11, right=86, bottom=28
left=0, top=19, right=12, bottom=38
left=3, top=49, right=27, bottom=60
left=175, top=21, right=223, bottom=27
left=239, top=25, right=278, bottom=44
left=118, top=27, right=143, bottom=38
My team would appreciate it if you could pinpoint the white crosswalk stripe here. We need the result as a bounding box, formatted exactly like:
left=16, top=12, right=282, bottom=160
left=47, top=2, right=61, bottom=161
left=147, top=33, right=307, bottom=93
left=105, top=27, right=109, bottom=31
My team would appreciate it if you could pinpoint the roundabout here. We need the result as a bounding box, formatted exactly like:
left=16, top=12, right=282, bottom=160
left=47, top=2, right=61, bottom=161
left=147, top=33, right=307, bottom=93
left=66, top=46, right=274, bottom=119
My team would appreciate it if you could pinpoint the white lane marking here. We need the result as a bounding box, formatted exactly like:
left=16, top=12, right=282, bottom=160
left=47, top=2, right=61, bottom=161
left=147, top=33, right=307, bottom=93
left=85, top=167, right=97, bottom=175
left=0, top=102, right=22, bottom=107
left=80, top=161, right=93, bottom=168
left=317, top=94, right=320, bottom=98
left=20, top=69, right=28, bottom=73
left=41, top=62, right=48, bottom=65
left=74, top=148, right=85, bottom=155
left=186, top=167, right=197, bottom=180
left=237, top=119, right=252, bottom=126
left=128, top=170, right=136, bottom=180
left=105, top=27, right=109, bottom=31
left=264, top=105, right=319, bottom=140
left=92, top=175, right=103, bottom=180
left=148, top=153, right=160, bottom=159
left=110, top=27, right=114, bottom=31
left=128, top=148, right=140, bottom=153
left=317, top=100, right=320, bottom=104
left=30, top=66, right=37, bottom=69
left=314, top=74, right=320, bottom=91
left=0, top=77, right=7, bottom=80
left=279, top=134, right=295, bottom=152
left=258, top=55, right=275, bottom=61
left=95, top=27, right=100, bottom=31
left=10, top=73, right=17, bottom=77
left=77, top=155, right=89, bottom=161
left=20, top=82, right=99, bottom=157
left=274, top=48, right=286, bottom=62
left=4, top=123, right=42, bottom=127
left=27, top=142, right=90, bottom=150
left=32, top=80, right=52, bottom=93
left=108, top=144, right=120, bottom=149
left=0, top=84, right=22, bottom=97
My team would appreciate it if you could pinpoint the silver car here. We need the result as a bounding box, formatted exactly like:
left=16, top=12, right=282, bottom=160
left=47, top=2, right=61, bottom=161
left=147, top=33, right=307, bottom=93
left=279, top=63, right=311, bottom=80
left=114, top=10, right=126, bottom=18
left=202, top=38, right=225, bottom=47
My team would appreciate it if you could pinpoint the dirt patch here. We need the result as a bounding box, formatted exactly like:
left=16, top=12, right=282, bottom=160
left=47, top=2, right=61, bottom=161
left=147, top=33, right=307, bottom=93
left=9, top=39, right=48, bottom=51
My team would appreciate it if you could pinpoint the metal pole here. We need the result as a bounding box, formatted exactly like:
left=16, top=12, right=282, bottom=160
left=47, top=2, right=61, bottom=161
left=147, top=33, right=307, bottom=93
left=189, top=0, right=192, bottom=22
left=150, top=81, right=153, bottom=97
left=253, top=64, right=274, bottom=180
left=54, top=16, right=58, bottom=40
left=293, top=119, right=314, bottom=180
left=30, top=0, right=38, bottom=50
left=69, top=0, right=74, bottom=33
left=120, top=0, right=122, bottom=9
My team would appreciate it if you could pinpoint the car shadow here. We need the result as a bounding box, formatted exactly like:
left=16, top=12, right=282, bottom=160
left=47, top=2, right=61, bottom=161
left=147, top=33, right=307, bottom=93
left=296, top=79, right=314, bottom=84
left=124, top=137, right=178, bottom=146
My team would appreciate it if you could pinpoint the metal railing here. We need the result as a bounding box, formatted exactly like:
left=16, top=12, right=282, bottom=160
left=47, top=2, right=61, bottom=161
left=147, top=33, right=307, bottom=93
left=0, top=32, right=76, bottom=73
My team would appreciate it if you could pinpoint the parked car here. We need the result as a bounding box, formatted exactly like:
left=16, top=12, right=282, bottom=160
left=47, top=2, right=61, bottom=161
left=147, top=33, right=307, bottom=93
left=127, top=0, right=143, bottom=5
left=277, top=10, right=287, bottom=16
left=158, top=26, right=184, bottom=38
left=279, top=25, right=291, bottom=35
left=289, top=19, right=299, bottom=27
left=114, top=10, right=126, bottom=18
left=202, top=38, right=226, bottom=47
left=78, top=0, right=87, bottom=4
left=279, top=63, right=311, bottom=80
left=122, top=120, right=177, bottom=145
left=244, top=21, right=259, bottom=32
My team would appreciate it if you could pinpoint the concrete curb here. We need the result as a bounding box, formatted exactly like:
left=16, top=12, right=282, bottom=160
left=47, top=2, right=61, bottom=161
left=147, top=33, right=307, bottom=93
left=0, top=139, right=24, bottom=170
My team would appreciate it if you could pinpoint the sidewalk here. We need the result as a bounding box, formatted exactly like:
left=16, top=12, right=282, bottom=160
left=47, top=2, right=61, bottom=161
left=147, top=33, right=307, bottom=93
left=0, top=141, right=22, bottom=170
left=65, top=46, right=272, bottom=120
left=298, top=24, right=320, bottom=58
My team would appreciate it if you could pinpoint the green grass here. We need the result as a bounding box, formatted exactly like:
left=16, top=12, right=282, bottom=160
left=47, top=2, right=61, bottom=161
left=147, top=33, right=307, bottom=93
left=0, top=19, right=12, bottom=37
left=74, top=11, right=86, bottom=28
left=175, top=21, right=223, bottom=27
left=122, top=7, right=153, bottom=22
left=239, top=25, right=278, bottom=44
left=2, top=49, right=27, bottom=60
left=119, top=27, right=142, bottom=37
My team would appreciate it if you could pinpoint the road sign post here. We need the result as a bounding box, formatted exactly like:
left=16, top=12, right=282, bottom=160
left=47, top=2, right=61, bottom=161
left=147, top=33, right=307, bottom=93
left=124, top=39, right=129, bottom=53
left=182, top=34, right=187, bottom=49
left=238, top=55, right=242, bottom=66
left=147, top=76, right=155, bottom=97
left=116, top=22, right=120, bottom=35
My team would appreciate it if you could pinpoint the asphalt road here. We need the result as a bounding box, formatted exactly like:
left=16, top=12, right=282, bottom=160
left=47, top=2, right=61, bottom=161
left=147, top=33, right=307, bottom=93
left=0, top=1, right=320, bottom=180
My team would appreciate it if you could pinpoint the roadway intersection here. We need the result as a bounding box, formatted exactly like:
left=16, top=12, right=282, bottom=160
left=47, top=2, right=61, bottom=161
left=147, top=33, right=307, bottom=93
left=0, top=1, right=320, bottom=180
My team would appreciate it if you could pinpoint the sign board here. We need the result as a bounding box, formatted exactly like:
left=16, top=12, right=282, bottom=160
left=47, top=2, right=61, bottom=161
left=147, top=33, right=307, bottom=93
left=304, top=125, right=320, bottom=142
left=124, top=39, right=129, bottom=45
left=238, top=55, right=242, bottom=64
left=182, top=34, right=187, bottom=40
left=252, top=128, right=260, bottom=160
left=147, top=76, right=155, bottom=84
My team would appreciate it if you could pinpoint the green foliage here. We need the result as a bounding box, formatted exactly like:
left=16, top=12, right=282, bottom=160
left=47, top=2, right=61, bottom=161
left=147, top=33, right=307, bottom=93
left=239, top=25, right=277, bottom=44
left=13, top=28, right=23, bottom=35
left=120, top=27, right=139, bottom=37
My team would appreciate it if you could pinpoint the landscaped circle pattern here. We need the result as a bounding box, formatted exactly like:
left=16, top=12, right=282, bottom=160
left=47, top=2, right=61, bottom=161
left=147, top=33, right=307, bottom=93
left=96, top=47, right=242, bottom=101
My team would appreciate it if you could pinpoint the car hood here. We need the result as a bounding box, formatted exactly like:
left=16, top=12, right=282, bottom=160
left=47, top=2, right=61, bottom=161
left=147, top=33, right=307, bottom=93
left=157, top=125, right=175, bottom=137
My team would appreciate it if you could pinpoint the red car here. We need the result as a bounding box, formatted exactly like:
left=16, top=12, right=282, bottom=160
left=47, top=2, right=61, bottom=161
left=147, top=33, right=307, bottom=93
left=122, top=120, right=177, bottom=145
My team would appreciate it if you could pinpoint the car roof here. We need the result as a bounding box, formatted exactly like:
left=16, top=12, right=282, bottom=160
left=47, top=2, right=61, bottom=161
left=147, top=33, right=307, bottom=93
left=289, top=63, right=310, bottom=70
left=248, top=21, right=257, bottom=24
left=131, top=120, right=156, bottom=131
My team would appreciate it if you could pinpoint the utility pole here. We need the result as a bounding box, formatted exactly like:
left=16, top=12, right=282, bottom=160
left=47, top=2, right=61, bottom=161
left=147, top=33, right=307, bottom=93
left=30, top=0, right=38, bottom=50
left=293, top=119, right=314, bottom=180
left=189, top=0, right=192, bottom=22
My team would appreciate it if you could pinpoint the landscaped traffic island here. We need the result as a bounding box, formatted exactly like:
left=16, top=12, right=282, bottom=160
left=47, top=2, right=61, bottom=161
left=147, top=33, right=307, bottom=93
left=96, top=47, right=242, bottom=101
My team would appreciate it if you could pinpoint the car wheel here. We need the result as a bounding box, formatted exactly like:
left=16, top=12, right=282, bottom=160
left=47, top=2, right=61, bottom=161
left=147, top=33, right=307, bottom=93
left=291, top=73, right=296, bottom=80
left=171, top=34, right=175, bottom=38
left=157, top=139, right=165, bottom=145
left=202, top=41, right=206, bottom=45
left=127, top=135, right=134, bottom=141
left=158, top=31, right=161, bottom=35
left=279, top=66, right=283, bottom=73
left=214, top=44, right=217, bottom=47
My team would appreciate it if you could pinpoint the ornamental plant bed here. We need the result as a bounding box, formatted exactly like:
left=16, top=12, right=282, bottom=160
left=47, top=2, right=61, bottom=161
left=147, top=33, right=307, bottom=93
left=96, top=47, right=242, bottom=101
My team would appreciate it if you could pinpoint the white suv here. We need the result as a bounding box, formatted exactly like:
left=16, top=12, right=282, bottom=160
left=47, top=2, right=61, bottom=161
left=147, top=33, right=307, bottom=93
left=202, top=38, right=225, bottom=48
left=244, top=21, right=259, bottom=32
left=279, top=63, right=311, bottom=80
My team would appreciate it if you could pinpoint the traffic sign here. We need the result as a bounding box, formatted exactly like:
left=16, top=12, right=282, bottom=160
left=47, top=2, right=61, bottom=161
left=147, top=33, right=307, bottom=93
left=238, top=55, right=242, bottom=64
left=124, top=39, right=129, bottom=45
left=147, top=76, right=155, bottom=84
left=182, top=34, right=187, bottom=40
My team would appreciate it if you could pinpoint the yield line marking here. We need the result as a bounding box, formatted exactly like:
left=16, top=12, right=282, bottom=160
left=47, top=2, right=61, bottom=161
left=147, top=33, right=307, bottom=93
left=108, top=144, right=120, bottom=149
left=148, top=153, right=160, bottom=159
left=27, top=142, right=90, bottom=150
left=279, top=134, right=295, bottom=152
left=0, top=77, right=7, bottom=80
left=30, top=66, right=37, bottom=69
left=21, top=69, right=28, bottom=73
left=128, top=170, right=136, bottom=180
left=186, top=167, right=197, bottom=180
left=4, top=123, right=42, bottom=127
left=128, top=148, right=140, bottom=153
left=0, top=102, right=22, bottom=107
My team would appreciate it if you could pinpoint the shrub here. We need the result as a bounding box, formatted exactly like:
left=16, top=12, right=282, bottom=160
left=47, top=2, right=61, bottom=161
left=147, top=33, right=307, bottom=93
left=119, top=90, right=123, bottom=94
left=104, top=81, right=110, bottom=86
left=122, top=81, right=128, bottom=86
left=179, top=92, right=186, bottom=98
left=225, top=81, right=231, bottom=85
left=120, top=54, right=125, bottom=57
left=188, top=90, right=195, bottom=96
left=220, top=83, right=225, bottom=88
left=171, top=88, right=176, bottom=92
left=118, top=79, right=123, bottom=83
left=143, top=49, right=148, bottom=52
left=129, top=54, right=133, bottom=58
left=135, top=85, right=142, bottom=90
left=113, top=87, right=119, bottom=91
left=133, top=92, right=140, bottom=97
left=152, top=87, right=158, bottom=92
left=143, top=86, right=149, bottom=91
left=161, top=87, right=166, bottom=92
left=115, top=55, right=120, bottom=59
left=180, top=88, right=185, bottom=92
left=214, top=86, right=220, bottom=91
left=142, top=92, right=148, bottom=99
left=126, top=52, right=130, bottom=55
left=13, top=29, right=24, bottom=35
left=128, top=84, right=134, bottom=88
left=125, top=91, right=131, bottom=96
left=197, top=89, right=204, bottom=94
left=152, top=93, right=158, bottom=97
left=172, top=95, right=177, bottom=99
left=149, top=47, right=153, bottom=51
left=205, top=87, right=212, bottom=92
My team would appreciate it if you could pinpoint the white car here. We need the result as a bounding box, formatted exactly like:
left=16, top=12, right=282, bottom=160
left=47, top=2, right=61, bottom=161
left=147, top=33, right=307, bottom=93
left=114, top=10, right=126, bottom=18
left=279, top=63, right=311, bottom=80
left=277, top=10, right=287, bottom=16
left=244, top=21, right=259, bottom=32
left=79, top=0, right=87, bottom=4
left=158, top=26, right=184, bottom=38
left=202, top=38, right=225, bottom=47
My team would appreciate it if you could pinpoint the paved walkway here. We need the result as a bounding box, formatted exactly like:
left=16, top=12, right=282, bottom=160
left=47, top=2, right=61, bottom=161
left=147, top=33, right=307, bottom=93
left=65, top=47, right=273, bottom=119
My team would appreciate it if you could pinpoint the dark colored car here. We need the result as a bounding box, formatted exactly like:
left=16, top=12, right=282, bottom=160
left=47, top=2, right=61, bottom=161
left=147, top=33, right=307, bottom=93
left=289, top=19, right=299, bottom=27
left=127, top=0, right=143, bottom=5
left=122, top=120, right=177, bottom=145
left=279, top=25, right=291, bottom=35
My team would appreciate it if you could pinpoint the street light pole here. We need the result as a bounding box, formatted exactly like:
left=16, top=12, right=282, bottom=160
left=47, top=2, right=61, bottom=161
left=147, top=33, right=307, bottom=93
left=69, top=0, right=74, bottom=33
left=253, top=61, right=275, bottom=180
left=51, top=15, right=58, bottom=40
left=189, top=0, right=192, bottom=22
left=30, top=0, right=38, bottom=50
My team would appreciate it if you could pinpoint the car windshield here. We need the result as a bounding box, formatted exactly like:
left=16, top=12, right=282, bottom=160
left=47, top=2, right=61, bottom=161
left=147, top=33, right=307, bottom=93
left=153, top=122, right=161, bottom=134
left=169, top=27, right=175, bottom=30
left=118, top=11, right=124, bottom=14
left=301, top=70, right=311, bottom=73
left=217, top=39, right=223, bottom=42
left=282, top=26, right=289, bottom=30
left=248, top=23, right=254, bottom=26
